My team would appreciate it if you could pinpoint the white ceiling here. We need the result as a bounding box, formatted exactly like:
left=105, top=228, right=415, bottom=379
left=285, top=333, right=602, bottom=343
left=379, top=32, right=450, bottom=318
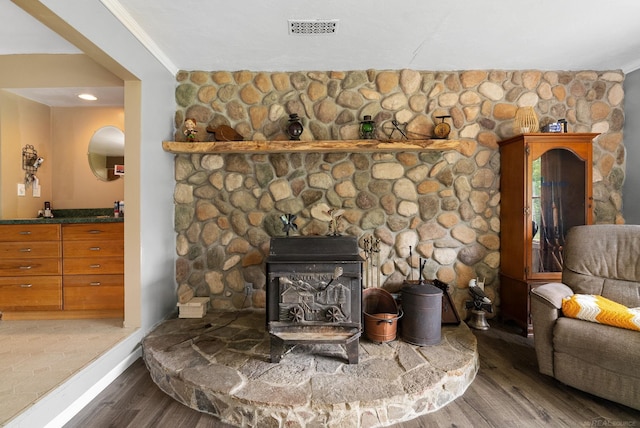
left=107, top=0, right=640, bottom=74
left=4, top=0, right=640, bottom=106
left=4, top=87, right=125, bottom=108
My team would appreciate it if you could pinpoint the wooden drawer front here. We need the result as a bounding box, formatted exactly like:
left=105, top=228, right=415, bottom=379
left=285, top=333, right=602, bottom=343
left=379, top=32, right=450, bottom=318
left=0, top=241, right=61, bottom=259
left=63, top=257, right=124, bottom=275
left=63, top=274, right=123, bottom=310
left=0, top=224, right=60, bottom=242
left=63, top=240, right=123, bottom=258
left=0, top=276, right=62, bottom=311
left=0, top=258, right=61, bottom=276
left=62, top=223, right=123, bottom=241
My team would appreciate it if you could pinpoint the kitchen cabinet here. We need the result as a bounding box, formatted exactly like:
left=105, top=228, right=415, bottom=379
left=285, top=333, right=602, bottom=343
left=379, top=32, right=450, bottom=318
left=62, top=223, right=124, bottom=314
left=498, top=133, right=596, bottom=336
left=0, top=224, right=62, bottom=312
left=0, top=221, right=123, bottom=319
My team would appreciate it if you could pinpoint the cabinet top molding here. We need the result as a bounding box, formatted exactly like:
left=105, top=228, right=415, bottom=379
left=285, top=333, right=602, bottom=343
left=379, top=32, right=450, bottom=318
left=498, top=133, right=600, bottom=147
left=162, top=139, right=464, bottom=154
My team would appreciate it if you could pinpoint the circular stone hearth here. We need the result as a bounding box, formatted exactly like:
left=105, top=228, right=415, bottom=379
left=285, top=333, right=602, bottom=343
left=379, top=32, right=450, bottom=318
left=142, top=310, right=478, bottom=428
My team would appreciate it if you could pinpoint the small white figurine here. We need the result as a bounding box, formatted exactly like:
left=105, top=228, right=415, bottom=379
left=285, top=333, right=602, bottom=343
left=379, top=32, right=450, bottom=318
left=184, top=118, right=198, bottom=142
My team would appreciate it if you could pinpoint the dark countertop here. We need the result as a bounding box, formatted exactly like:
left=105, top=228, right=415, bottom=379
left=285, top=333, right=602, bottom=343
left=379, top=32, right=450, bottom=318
left=0, top=208, right=124, bottom=225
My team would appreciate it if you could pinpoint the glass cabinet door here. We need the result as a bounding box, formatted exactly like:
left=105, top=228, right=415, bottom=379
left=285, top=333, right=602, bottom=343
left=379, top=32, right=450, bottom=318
left=531, top=148, right=587, bottom=274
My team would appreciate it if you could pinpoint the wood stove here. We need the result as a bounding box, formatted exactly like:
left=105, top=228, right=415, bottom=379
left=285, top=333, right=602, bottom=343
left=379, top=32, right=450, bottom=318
left=266, top=236, right=363, bottom=364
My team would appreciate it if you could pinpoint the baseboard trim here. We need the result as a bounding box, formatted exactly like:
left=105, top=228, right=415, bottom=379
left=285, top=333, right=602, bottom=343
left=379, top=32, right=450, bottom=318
left=45, top=346, right=142, bottom=428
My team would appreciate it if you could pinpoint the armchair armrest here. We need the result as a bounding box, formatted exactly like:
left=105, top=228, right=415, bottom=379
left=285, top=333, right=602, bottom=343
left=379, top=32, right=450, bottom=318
left=530, top=282, right=574, bottom=376
left=531, top=282, right=574, bottom=309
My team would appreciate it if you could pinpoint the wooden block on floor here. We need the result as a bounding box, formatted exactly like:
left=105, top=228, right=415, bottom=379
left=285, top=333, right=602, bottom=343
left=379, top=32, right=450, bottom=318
left=177, top=297, right=209, bottom=318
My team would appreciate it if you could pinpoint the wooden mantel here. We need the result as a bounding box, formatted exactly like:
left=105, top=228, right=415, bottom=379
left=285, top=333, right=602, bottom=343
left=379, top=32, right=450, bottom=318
left=162, top=139, right=463, bottom=154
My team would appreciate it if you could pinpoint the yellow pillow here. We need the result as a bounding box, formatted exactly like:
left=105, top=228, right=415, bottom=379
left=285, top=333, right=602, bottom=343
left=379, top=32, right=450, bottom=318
left=562, top=294, right=640, bottom=332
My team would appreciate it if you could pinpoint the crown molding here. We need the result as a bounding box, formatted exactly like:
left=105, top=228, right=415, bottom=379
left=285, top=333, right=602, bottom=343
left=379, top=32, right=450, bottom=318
left=100, top=0, right=178, bottom=75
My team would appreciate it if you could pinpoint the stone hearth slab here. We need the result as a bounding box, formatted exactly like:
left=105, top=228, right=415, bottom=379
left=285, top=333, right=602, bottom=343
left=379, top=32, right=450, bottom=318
left=142, top=310, right=478, bottom=427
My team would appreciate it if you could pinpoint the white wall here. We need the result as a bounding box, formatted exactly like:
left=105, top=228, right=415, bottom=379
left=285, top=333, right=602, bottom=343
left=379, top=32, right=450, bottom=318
left=623, top=69, right=640, bottom=224
left=6, top=1, right=177, bottom=426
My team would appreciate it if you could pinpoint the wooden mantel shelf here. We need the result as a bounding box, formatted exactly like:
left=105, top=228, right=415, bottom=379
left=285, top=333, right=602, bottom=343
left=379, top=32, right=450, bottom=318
left=162, top=139, right=462, bottom=154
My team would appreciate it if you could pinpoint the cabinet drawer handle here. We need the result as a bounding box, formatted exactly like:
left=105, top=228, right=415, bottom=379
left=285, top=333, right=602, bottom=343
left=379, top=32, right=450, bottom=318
left=89, top=247, right=101, bottom=251
left=90, top=264, right=101, bottom=269
left=88, top=230, right=102, bottom=234
left=19, top=265, right=33, bottom=270
left=20, top=248, right=32, bottom=252
left=20, top=284, right=33, bottom=288
left=19, top=231, right=32, bottom=235
left=90, top=282, right=102, bottom=286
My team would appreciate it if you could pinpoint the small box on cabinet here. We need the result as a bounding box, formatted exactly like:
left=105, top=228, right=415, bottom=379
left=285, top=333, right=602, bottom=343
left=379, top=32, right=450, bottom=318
left=177, top=297, right=210, bottom=318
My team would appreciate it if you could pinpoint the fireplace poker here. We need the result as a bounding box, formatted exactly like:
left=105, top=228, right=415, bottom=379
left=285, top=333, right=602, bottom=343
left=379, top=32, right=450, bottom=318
left=409, top=246, right=413, bottom=282
left=363, top=236, right=372, bottom=288
left=373, top=237, right=380, bottom=288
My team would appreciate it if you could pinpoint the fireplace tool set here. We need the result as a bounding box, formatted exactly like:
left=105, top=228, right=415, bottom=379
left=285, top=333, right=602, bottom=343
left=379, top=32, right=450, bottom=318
left=363, top=235, right=380, bottom=288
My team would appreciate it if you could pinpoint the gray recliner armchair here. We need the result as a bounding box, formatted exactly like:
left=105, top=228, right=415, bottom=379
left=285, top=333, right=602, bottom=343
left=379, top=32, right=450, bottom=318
left=530, top=224, right=640, bottom=410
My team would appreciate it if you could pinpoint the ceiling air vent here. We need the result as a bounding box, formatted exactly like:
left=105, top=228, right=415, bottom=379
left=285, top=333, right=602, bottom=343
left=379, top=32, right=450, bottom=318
left=288, top=19, right=339, bottom=35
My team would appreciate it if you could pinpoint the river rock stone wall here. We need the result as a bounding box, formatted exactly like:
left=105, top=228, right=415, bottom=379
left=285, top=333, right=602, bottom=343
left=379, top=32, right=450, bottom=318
left=172, top=69, right=625, bottom=317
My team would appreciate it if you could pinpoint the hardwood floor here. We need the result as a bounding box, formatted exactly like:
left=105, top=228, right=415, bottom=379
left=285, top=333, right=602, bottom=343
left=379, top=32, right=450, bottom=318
left=65, top=322, right=640, bottom=428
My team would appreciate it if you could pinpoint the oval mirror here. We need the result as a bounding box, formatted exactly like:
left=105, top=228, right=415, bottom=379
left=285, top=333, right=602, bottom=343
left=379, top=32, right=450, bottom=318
left=88, top=126, right=124, bottom=181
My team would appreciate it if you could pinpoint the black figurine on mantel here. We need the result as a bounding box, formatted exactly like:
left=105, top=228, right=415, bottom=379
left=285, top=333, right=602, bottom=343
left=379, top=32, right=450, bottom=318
left=286, top=114, right=304, bottom=140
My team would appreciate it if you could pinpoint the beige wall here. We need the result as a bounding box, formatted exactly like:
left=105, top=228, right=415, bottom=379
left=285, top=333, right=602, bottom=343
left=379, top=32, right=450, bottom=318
left=51, top=107, right=124, bottom=209
left=0, top=93, right=124, bottom=217
left=0, top=90, right=53, bottom=218
left=0, top=54, right=126, bottom=215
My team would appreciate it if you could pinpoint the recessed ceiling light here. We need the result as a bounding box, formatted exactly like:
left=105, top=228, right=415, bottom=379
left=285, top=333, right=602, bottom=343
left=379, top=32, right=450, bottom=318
left=78, top=93, right=97, bottom=101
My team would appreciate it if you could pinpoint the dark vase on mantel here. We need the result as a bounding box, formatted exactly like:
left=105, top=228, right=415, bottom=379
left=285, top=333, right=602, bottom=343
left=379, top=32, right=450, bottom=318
left=286, top=114, right=304, bottom=140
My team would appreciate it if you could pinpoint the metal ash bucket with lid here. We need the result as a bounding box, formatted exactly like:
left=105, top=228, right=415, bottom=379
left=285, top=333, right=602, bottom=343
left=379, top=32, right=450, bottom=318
left=401, top=281, right=443, bottom=346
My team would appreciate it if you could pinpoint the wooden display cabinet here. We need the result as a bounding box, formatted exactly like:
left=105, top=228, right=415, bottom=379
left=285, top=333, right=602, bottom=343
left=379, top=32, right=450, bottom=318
left=498, top=133, right=597, bottom=336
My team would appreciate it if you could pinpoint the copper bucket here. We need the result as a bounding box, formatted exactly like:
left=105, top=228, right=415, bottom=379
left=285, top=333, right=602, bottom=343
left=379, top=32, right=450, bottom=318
left=363, top=288, right=401, bottom=343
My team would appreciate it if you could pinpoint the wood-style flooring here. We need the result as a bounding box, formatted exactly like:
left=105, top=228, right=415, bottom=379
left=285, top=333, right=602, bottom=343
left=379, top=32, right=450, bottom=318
left=64, top=322, right=640, bottom=428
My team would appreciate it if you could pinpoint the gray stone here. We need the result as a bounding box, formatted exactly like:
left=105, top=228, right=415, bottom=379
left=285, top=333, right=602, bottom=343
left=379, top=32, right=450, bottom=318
left=458, top=244, right=487, bottom=265
left=341, top=71, right=368, bottom=89
left=372, top=162, right=405, bottom=180
left=176, top=155, right=195, bottom=180
left=393, top=178, right=417, bottom=201
left=230, top=190, right=257, bottom=211
left=308, top=172, right=332, bottom=189
left=176, top=83, right=197, bottom=107
left=361, top=209, right=386, bottom=229
left=225, top=154, right=252, bottom=174
left=175, top=183, right=194, bottom=204
left=274, top=198, right=305, bottom=215
left=387, top=215, right=409, bottom=232
left=255, top=163, right=274, bottom=188
left=269, top=153, right=290, bottom=177
left=193, top=185, right=217, bottom=200
left=397, top=201, right=419, bottom=217
left=418, top=195, right=440, bottom=221
left=355, top=191, right=377, bottom=210
left=269, top=178, right=292, bottom=201
left=175, top=204, right=195, bottom=231
left=182, top=364, right=243, bottom=394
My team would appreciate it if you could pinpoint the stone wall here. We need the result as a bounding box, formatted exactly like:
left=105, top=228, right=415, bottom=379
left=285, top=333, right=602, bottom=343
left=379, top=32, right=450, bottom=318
left=172, top=69, right=625, bottom=316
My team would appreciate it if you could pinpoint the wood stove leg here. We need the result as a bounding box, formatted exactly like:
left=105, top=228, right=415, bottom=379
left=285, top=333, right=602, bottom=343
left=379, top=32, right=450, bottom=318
left=270, top=336, right=285, bottom=363
left=345, top=338, right=359, bottom=364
